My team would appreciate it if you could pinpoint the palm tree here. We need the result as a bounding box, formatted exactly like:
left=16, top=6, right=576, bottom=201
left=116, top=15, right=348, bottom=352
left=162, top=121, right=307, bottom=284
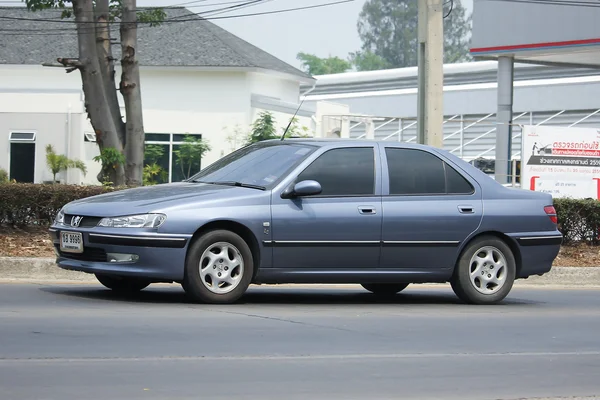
left=45, top=145, right=87, bottom=183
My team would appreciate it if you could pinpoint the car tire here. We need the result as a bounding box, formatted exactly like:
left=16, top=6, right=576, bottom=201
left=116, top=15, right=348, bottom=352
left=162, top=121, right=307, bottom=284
left=450, top=236, right=516, bottom=305
left=182, top=229, right=254, bottom=304
left=361, top=283, right=409, bottom=295
left=95, top=274, right=151, bottom=293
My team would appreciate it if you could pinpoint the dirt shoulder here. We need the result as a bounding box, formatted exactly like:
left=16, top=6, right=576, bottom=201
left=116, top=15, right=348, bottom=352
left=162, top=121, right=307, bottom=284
left=1, top=226, right=599, bottom=267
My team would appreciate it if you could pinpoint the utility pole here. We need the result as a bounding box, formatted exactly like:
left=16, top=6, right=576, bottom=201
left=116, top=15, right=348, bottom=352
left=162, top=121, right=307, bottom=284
left=417, top=0, right=444, bottom=148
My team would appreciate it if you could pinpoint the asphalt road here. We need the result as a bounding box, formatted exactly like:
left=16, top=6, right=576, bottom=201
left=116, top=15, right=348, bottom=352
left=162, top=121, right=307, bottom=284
left=1, top=282, right=600, bottom=400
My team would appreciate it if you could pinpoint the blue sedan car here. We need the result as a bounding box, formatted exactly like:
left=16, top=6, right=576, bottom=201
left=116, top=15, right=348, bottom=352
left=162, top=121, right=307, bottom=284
left=49, top=139, right=562, bottom=305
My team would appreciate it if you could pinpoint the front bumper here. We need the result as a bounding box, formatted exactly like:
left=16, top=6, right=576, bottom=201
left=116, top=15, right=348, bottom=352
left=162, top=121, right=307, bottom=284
left=49, top=226, right=192, bottom=282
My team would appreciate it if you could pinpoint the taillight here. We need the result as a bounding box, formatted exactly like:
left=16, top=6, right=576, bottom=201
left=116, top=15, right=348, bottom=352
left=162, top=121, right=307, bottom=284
left=544, top=205, right=558, bottom=224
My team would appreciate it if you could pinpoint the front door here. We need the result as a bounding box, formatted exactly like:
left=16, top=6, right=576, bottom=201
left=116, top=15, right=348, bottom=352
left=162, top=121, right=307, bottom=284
left=379, top=145, right=483, bottom=269
left=10, top=143, right=35, bottom=183
left=271, top=146, right=382, bottom=270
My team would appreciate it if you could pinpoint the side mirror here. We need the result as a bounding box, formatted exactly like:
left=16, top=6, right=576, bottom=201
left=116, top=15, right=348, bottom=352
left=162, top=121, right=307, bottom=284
left=281, top=180, right=322, bottom=198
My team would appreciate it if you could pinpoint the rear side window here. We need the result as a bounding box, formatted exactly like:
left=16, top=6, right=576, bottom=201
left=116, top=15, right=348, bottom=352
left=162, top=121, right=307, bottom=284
left=445, top=163, right=474, bottom=194
left=385, top=148, right=473, bottom=195
left=297, top=147, right=375, bottom=196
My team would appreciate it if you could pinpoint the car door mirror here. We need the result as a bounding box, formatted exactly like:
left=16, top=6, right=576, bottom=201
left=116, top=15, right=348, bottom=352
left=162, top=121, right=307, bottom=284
left=281, top=180, right=322, bottom=198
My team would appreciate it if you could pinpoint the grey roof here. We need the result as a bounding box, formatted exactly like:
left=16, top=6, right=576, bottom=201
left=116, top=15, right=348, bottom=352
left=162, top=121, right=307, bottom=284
left=0, top=6, right=313, bottom=81
left=301, top=60, right=597, bottom=95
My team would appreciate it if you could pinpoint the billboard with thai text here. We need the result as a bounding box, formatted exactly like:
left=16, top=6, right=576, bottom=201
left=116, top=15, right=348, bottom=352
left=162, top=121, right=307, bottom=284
left=521, top=125, right=600, bottom=199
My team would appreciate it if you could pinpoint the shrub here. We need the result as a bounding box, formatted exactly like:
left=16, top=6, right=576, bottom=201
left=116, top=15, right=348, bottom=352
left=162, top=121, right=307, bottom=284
left=0, top=183, right=121, bottom=227
left=554, top=198, right=600, bottom=245
left=0, top=168, right=8, bottom=184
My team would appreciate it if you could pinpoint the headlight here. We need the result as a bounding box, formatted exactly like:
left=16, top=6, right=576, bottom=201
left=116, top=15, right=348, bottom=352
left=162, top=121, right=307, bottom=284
left=55, top=209, right=65, bottom=225
left=98, top=213, right=166, bottom=228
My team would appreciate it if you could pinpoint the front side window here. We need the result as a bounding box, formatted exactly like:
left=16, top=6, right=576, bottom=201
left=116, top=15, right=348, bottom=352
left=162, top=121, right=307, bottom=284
left=296, top=147, right=375, bottom=196
left=385, top=148, right=473, bottom=195
left=189, top=142, right=316, bottom=189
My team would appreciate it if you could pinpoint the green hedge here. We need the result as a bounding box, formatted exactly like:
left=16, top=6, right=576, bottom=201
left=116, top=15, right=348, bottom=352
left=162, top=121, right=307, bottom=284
left=554, top=198, right=600, bottom=245
left=0, top=183, right=119, bottom=227
left=0, top=183, right=599, bottom=245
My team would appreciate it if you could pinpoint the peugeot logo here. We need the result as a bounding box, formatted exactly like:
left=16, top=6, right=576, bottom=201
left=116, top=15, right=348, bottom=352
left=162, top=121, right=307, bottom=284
left=70, top=216, right=83, bottom=227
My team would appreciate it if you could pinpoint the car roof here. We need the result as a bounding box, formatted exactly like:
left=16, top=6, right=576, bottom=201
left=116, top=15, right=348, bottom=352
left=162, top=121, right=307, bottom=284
left=263, top=138, right=434, bottom=150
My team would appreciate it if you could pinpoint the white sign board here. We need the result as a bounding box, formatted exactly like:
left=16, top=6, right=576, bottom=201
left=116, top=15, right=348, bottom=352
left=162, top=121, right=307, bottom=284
left=521, top=125, right=600, bottom=199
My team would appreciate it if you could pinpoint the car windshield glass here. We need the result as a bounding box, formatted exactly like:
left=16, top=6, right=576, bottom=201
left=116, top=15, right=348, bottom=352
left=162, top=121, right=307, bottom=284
left=188, top=142, right=316, bottom=188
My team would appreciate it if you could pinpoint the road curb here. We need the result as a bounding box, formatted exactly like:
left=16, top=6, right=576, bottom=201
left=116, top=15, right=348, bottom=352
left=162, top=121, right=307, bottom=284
left=1, top=257, right=600, bottom=287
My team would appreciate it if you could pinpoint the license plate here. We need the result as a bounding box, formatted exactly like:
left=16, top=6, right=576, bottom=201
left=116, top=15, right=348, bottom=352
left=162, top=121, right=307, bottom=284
left=60, top=231, right=83, bottom=253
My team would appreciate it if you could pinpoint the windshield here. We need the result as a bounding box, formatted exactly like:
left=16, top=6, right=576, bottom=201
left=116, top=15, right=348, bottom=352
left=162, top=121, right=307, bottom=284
left=188, top=141, right=317, bottom=188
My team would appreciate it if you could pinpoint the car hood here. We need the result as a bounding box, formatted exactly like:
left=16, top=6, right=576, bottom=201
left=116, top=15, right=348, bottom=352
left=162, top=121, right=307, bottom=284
left=62, top=182, right=263, bottom=217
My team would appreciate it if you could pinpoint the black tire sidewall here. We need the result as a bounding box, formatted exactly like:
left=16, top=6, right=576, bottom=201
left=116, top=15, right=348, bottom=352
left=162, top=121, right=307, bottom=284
left=452, top=236, right=516, bottom=305
left=183, top=230, right=254, bottom=304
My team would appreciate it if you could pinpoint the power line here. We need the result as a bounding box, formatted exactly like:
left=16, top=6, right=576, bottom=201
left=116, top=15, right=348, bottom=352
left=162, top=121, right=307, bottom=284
left=0, top=0, right=355, bottom=35
left=444, top=0, right=454, bottom=18
left=0, top=0, right=273, bottom=19
left=0, top=0, right=272, bottom=15
left=483, top=0, right=600, bottom=8
left=0, top=0, right=352, bottom=25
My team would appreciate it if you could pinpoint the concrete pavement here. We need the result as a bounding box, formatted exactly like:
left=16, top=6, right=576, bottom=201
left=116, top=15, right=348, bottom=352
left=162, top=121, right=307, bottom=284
left=0, top=283, right=599, bottom=399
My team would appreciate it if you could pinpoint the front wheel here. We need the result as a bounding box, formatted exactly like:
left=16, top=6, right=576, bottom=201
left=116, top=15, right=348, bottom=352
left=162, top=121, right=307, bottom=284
left=95, top=274, right=151, bottom=293
left=361, top=283, right=409, bottom=295
left=182, top=230, right=254, bottom=304
left=450, top=236, right=516, bottom=305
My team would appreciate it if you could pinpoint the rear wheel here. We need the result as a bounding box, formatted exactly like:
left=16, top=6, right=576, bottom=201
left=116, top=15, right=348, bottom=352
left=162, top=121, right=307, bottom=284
left=450, top=236, right=516, bottom=305
left=182, top=229, right=254, bottom=304
left=95, top=274, right=151, bottom=293
left=361, top=283, right=409, bottom=295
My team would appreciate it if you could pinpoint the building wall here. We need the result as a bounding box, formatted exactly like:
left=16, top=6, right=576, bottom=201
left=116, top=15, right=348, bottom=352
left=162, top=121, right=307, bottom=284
left=247, top=71, right=300, bottom=104
left=309, top=77, right=600, bottom=118
left=0, top=64, right=307, bottom=184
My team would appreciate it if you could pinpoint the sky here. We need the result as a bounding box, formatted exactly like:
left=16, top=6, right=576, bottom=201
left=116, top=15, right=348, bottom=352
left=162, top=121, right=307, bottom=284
left=142, top=0, right=474, bottom=70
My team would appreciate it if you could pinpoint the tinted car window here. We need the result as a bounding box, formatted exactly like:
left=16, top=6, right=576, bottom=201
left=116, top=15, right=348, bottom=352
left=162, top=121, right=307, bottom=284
left=189, top=142, right=316, bottom=188
left=445, top=163, right=474, bottom=194
left=297, top=147, right=375, bottom=196
left=386, top=148, right=446, bottom=195
left=385, top=148, right=473, bottom=195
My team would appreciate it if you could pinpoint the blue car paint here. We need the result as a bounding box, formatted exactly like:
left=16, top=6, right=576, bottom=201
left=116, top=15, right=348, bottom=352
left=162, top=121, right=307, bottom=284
left=50, top=139, right=562, bottom=285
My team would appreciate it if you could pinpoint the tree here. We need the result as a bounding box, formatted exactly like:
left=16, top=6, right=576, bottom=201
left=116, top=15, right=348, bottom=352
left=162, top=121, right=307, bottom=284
left=296, top=52, right=352, bottom=75
left=246, top=111, right=278, bottom=145
left=356, top=0, right=471, bottom=68
left=348, top=50, right=391, bottom=71
left=45, top=144, right=87, bottom=183
left=25, top=0, right=165, bottom=187
left=173, top=135, right=211, bottom=181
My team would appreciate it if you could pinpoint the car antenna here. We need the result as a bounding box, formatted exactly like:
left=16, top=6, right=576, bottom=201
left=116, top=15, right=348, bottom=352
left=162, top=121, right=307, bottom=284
left=280, top=93, right=307, bottom=141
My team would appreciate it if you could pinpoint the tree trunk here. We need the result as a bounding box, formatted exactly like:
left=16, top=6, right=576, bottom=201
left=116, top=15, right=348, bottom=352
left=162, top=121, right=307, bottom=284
left=120, top=0, right=145, bottom=187
left=73, top=0, right=125, bottom=186
left=95, top=0, right=126, bottom=146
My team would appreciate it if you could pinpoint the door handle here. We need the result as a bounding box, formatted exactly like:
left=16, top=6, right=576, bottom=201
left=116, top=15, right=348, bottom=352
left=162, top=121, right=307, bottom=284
left=358, top=206, right=376, bottom=215
left=458, top=205, right=474, bottom=214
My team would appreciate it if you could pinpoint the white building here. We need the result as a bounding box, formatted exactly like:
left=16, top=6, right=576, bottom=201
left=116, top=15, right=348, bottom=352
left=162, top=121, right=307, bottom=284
left=0, top=7, right=345, bottom=185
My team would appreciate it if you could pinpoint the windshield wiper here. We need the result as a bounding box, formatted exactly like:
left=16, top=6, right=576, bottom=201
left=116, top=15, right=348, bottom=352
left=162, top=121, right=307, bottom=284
left=194, top=180, right=266, bottom=190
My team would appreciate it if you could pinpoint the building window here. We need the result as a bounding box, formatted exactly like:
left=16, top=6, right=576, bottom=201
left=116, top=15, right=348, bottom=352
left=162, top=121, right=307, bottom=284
left=9, top=131, right=36, bottom=141
left=144, top=133, right=205, bottom=184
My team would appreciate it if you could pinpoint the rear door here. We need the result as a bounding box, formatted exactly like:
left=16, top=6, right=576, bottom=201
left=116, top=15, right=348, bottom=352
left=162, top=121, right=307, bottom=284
left=379, top=145, right=483, bottom=269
